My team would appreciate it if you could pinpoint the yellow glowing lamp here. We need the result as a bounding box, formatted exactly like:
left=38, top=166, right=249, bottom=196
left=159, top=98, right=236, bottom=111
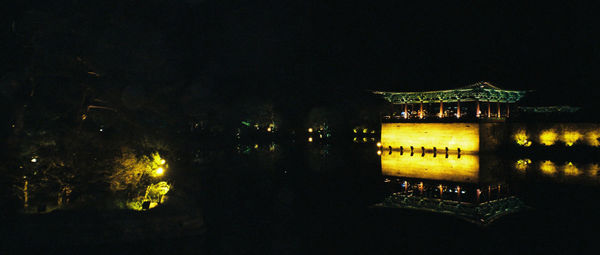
left=308, top=128, right=313, bottom=133
left=155, top=167, right=164, bottom=176
left=308, top=137, right=313, bottom=142
left=267, top=127, right=272, bottom=132
left=376, top=142, right=382, bottom=147
left=377, top=150, right=382, bottom=155
left=160, top=159, right=166, bottom=165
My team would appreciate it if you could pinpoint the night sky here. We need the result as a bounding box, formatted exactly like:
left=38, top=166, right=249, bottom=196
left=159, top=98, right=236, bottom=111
left=210, top=1, right=599, bottom=106
left=3, top=1, right=599, bottom=107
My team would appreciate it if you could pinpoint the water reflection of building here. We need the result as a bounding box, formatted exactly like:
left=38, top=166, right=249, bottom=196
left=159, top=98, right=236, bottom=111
left=381, top=152, right=479, bottom=183
left=376, top=151, right=527, bottom=225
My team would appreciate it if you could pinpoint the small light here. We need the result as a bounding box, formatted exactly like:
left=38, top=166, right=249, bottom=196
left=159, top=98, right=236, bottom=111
left=308, top=128, right=313, bottom=133
left=377, top=150, right=382, bottom=155
left=155, top=167, right=164, bottom=175
left=308, top=137, right=313, bottom=142
left=160, top=159, right=166, bottom=165
left=267, top=127, right=272, bottom=132
left=31, top=158, right=37, bottom=163
left=99, top=128, right=103, bottom=132
left=376, top=142, right=382, bottom=147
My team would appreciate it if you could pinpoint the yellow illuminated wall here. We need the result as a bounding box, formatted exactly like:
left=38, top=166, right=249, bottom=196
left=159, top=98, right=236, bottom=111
left=381, top=152, right=479, bottom=183
left=381, top=123, right=480, bottom=153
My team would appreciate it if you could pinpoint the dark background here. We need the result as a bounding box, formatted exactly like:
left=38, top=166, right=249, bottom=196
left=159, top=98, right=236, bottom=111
left=2, top=1, right=599, bottom=107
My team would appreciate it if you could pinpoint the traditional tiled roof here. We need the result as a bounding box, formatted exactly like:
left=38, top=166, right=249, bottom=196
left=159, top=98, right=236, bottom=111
left=372, top=81, right=529, bottom=104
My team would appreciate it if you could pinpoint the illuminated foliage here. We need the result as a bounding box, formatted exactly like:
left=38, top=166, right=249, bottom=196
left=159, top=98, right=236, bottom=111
left=110, top=151, right=167, bottom=191
left=515, top=159, right=531, bottom=171
left=109, top=150, right=170, bottom=210
left=513, top=130, right=532, bottom=147
left=539, top=160, right=557, bottom=175
left=561, top=131, right=581, bottom=146
left=588, top=164, right=600, bottom=177
left=539, top=130, right=558, bottom=146
left=585, top=131, right=600, bottom=147
left=562, top=162, right=579, bottom=176
left=127, top=181, right=171, bottom=211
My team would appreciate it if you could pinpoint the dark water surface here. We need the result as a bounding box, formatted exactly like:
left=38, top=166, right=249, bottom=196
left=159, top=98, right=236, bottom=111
left=3, top=141, right=600, bottom=254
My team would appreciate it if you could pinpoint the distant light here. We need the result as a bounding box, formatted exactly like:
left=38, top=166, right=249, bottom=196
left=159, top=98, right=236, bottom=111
left=376, top=142, right=382, bottom=147
left=363, top=129, right=368, bottom=133
left=319, top=134, right=322, bottom=138
left=30, top=158, right=37, bottom=163
left=308, top=128, right=313, bottom=133
left=267, top=127, right=272, bottom=132
left=11, top=124, right=15, bottom=128
left=377, top=150, right=382, bottom=155
left=99, top=128, right=103, bottom=132
left=308, top=137, right=313, bottom=142
left=155, top=167, right=164, bottom=175
left=160, top=159, right=166, bottom=165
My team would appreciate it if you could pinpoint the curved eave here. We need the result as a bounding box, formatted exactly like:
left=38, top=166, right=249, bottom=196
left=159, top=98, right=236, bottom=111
left=372, top=89, right=531, bottom=104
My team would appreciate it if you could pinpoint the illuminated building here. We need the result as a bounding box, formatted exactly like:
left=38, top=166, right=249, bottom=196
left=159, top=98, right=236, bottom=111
left=373, top=82, right=528, bottom=120
left=374, top=82, right=600, bottom=149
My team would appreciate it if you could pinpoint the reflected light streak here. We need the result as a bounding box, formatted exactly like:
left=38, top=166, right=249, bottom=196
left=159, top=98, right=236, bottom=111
left=539, top=160, right=557, bottom=175
left=563, top=162, right=579, bottom=176
left=587, top=163, right=600, bottom=177
left=381, top=152, right=479, bottom=183
left=515, top=159, right=531, bottom=172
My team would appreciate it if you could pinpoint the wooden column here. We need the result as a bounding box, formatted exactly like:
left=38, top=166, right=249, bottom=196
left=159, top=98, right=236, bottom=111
left=419, top=101, right=423, bottom=119
left=497, top=101, right=501, bottom=117
left=487, top=101, right=491, bottom=118
left=506, top=103, right=510, bottom=118
left=457, top=100, right=461, bottom=118
left=439, top=101, right=444, bottom=118
left=476, top=100, right=481, bottom=118
left=404, top=103, right=408, bottom=119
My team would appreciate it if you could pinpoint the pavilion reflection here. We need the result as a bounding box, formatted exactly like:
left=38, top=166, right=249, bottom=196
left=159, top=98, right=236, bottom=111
left=377, top=150, right=526, bottom=225
left=381, top=151, right=479, bottom=183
